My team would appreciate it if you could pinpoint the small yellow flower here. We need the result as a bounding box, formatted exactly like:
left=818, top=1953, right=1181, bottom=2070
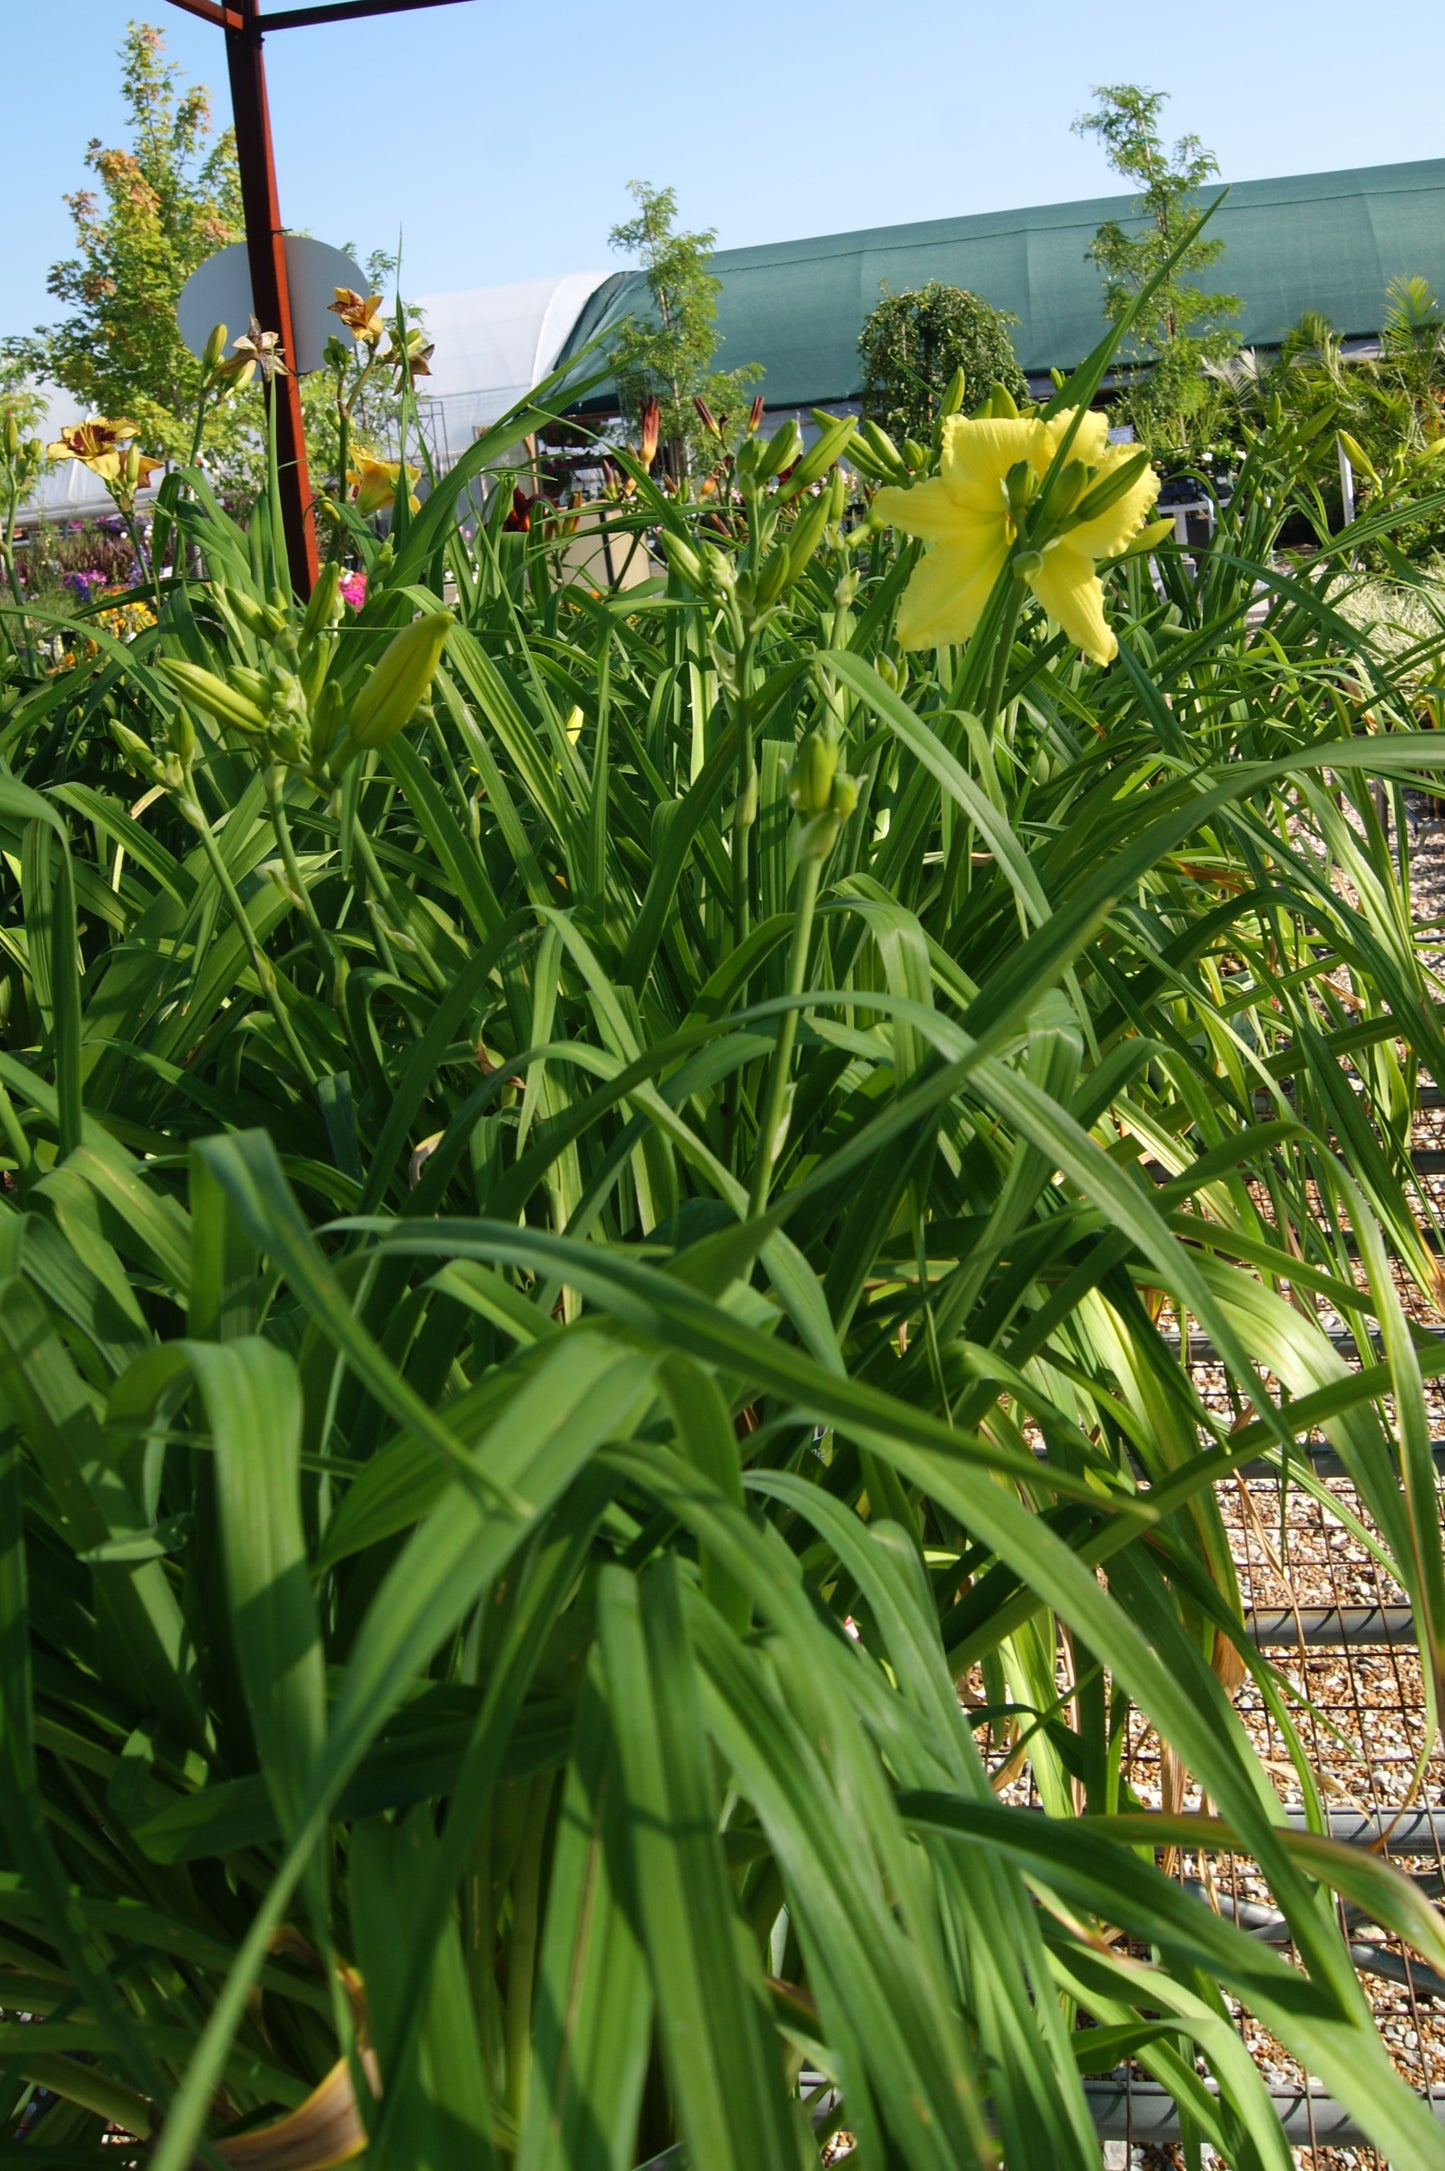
left=874, top=407, right=1159, bottom=664
left=348, top=455, right=421, bottom=517
left=328, top=287, right=387, bottom=346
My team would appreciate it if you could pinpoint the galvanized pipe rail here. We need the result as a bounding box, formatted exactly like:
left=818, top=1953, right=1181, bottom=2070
left=1244, top=1604, right=1416, bottom=1646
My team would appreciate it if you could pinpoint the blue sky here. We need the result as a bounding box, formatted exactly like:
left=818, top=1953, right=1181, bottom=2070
left=3, top=0, right=1441, bottom=343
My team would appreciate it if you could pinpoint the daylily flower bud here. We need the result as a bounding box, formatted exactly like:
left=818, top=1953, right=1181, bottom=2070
left=4, top=414, right=19, bottom=459
left=793, top=809, right=843, bottom=862
left=784, top=415, right=858, bottom=498
left=661, top=533, right=705, bottom=586
left=300, top=559, right=342, bottom=643
left=859, top=419, right=907, bottom=480
left=346, top=610, right=454, bottom=751
left=266, top=669, right=309, bottom=726
left=639, top=396, right=660, bottom=470
left=788, top=733, right=840, bottom=817
left=785, top=490, right=833, bottom=581
left=222, top=585, right=274, bottom=640
left=202, top=322, right=228, bottom=373
left=1011, top=549, right=1044, bottom=577
left=168, top=705, right=196, bottom=765
left=1337, top=431, right=1378, bottom=486
left=310, top=680, right=346, bottom=768
left=156, top=657, right=270, bottom=737
left=903, top=438, right=928, bottom=471
left=1042, top=459, right=1090, bottom=523
left=829, top=771, right=858, bottom=821
left=229, top=665, right=271, bottom=706
left=938, top=367, right=967, bottom=422
left=748, top=396, right=766, bottom=434
left=111, top=721, right=164, bottom=784
left=1004, top=460, right=1036, bottom=518
left=1066, top=449, right=1154, bottom=529
left=693, top=395, right=720, bottom=437
left=754, top=544, right=792, bottom=609
left=754, top=419, right=804, bottom=483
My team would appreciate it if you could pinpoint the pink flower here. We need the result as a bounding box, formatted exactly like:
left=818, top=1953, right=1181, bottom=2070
left=338, top=569, right=367, bottom=611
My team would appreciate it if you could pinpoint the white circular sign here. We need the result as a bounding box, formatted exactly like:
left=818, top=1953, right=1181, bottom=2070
left=177, top=237, right=369, bottom=376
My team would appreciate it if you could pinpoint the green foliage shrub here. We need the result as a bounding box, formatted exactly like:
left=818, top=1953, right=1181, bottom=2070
left=858, top=280, right=1026, bottom=445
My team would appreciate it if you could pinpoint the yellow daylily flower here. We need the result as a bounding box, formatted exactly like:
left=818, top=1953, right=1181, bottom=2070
left=348, top=455, right=421, bottom=517
left=874, top=407, right=1158, bottom=664
left=47, top=416, right=142, bottom=483
left=48, top=417, right=163, bottom=509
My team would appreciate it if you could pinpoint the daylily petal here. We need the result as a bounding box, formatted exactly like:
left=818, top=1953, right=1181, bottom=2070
left=939, top=415, right=1049, bottom=512
left=1027, top=542, right=1116, bottom=665
left=1040, top=406, right=1112, bottom=471
left=896, top=532, right=1011, bottom=649
left=1066, top=454, right=1162, bottom=561
left=873, top=478, right=994, bottom=545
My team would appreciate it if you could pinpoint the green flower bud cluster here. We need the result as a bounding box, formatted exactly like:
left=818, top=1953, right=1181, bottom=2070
left=145, top=568, right=454, bottom=800
left=787, top=731, right=859, bottom=862
left=1, top=411, right=45, bottom=494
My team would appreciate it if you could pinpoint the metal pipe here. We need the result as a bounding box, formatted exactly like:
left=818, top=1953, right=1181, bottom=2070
left=1084, top=2074, right=1445, bottom=2143
left=1179, top=1881, right=1445, bottom=1999
left=222, top=0, right=318, bottom=595
left=1244, top=1604, right=1416, bottom=1647
left=632, top=2075, right=1445, bottom=2159
left=1234, top=1437, right=1445, bottom=1480
left=260, top=0, right=472, bottom=26
left=1286, top=1807, right=1445, bottom=1847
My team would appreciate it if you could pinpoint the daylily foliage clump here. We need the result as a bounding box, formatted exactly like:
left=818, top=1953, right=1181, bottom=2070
left=3, top=288, right=1445, bottom=2171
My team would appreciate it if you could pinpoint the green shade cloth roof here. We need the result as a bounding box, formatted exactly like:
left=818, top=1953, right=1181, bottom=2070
left=558, top=158, right=1445, bottom=411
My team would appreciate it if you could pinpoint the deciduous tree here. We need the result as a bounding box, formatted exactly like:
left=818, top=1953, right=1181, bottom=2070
left=1074, top=83, right=1240, bottom=453
left=7, top=23, right=244, bottom=464
left=607, top=181, right=761, bottom=478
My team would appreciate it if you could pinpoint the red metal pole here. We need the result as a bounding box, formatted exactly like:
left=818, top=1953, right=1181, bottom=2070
left=224, top=0, right=319, bottom=595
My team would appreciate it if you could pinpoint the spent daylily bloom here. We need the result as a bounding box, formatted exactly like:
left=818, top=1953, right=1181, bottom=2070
left=232, top=318, right=288, bottom=382
left=383, top=330, right=434, bottom=389
left=873, top=407, right=1160, bottom=664
left=329, top=287, right=387, bottom=346
left=348, top=455, right=421, bottom=517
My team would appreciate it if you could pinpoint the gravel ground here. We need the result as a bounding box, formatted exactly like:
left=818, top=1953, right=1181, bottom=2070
left=964, top=793, right=1445, bottom=2167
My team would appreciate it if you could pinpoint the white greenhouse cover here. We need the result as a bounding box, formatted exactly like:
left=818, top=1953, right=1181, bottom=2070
left=411, top=269, right=610, bottom=466
left=17, top=267, right=609, bottom=521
